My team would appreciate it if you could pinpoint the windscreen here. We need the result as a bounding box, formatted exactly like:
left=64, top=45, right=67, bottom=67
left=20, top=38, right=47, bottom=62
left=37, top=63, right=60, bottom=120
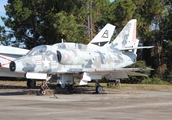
left=26, top=45, right=47, bottom=56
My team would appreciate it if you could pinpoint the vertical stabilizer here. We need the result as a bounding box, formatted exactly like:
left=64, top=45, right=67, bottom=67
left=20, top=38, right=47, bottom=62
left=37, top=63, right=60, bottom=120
left=134, top=39, right=139, bottom=54
left=109, top=19, right=137, bottom=49
left=88, top=23, right=115, bottom=47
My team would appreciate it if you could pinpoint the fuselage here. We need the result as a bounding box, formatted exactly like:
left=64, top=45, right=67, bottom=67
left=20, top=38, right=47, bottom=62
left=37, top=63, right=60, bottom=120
left=9, top=42, right=136, bottom=73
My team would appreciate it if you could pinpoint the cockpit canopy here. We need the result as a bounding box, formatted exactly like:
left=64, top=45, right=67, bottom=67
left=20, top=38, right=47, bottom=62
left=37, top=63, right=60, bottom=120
left=26, top=45, right=47, bottom=56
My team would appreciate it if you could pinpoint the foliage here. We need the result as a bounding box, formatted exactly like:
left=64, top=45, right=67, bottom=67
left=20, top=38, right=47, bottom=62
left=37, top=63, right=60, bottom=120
left=141, top=76, right=170, bottom=85
left=121, top=60, right=151, bottom=84
left=129, top=60, right=152, bottom=76
left=1, top=0, right=113, bottom=48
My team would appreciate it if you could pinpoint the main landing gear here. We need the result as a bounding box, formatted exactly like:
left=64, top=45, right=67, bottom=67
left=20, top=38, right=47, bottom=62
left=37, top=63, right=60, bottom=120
left=95, top=82, right=103, bottom=94
left=67, top=84, right=75, bottom=93
left=57, top=83, right=75, bottom=93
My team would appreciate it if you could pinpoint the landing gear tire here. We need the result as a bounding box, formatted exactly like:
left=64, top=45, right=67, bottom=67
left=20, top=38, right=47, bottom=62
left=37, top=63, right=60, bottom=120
left=67, top=85, right=74, bottom=93
left=96, top=85, right=103, bottom=94
left=27, top=79, right=36, bottom=88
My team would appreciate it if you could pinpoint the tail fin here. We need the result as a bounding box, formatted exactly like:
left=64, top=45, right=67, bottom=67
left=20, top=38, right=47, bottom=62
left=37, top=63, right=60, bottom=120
left=109, top=19, right=154, bottom=53
left=88, top=23, right=115, bottom=47
left=109, top=19, right=137, bottom=49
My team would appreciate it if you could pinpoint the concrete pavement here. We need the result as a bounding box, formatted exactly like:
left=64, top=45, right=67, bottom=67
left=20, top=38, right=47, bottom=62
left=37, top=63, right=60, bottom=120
left=0, top=87, right=172, bottom=120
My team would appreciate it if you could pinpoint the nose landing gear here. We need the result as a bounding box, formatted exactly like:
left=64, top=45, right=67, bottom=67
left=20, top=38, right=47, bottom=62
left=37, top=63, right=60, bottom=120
left=27, top=79, right=36, bottom=88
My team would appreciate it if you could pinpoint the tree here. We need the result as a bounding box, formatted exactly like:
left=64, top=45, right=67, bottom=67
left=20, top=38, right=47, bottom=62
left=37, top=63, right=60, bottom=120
left=1, top=0, right=87, bottom=48
left=110, top=0, right=136, bottom=35
left=123, top=60, right=152, bottom=84
left=1, top=0, right=112, bottom=48
left=1, top=0, right=172, bottom=82
left=160, top=0, right=172, bottom=81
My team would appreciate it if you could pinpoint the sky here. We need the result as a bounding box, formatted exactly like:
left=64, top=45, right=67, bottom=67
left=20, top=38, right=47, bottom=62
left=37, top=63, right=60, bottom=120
left=0, top=0, right=7, bottom=26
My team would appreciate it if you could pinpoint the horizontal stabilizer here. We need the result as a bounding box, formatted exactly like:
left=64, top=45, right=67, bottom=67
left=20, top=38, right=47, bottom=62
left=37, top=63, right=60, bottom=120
left=119, top=46, right=154, bottom=51
left=115, top=67, right=154, bottom=71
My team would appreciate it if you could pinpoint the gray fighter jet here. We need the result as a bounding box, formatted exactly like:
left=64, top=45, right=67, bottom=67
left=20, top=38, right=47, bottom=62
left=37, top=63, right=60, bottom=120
left=0, top=23, right=115, bottom=89
left=9, top=19, right=153, bottom=94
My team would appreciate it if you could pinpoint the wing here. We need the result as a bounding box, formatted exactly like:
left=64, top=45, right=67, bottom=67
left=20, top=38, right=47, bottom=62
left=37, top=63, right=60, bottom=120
left=125, top=71, right=148, bottom=77
left=0, top=67, right=25, bottom=77
left=0, top=46, right=28, bottom=77
left=0, top=46, right=29, bottom=56
left=79, top=68, right=151, bottom=85
left=0, top=46, right=29, bottom=68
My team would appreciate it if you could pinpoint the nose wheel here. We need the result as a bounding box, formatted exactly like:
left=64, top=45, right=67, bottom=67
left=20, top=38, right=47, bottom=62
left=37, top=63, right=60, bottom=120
left=27, top=79, right=36, bottom=88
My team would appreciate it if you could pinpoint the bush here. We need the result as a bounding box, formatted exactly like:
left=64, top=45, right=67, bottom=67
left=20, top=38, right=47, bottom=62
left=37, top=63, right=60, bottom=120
left=141, top=77, right=170, bottom=85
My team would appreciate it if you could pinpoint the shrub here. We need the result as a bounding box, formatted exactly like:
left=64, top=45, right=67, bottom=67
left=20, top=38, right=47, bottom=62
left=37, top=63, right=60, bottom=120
left=141, top=77, right=170, bottom=85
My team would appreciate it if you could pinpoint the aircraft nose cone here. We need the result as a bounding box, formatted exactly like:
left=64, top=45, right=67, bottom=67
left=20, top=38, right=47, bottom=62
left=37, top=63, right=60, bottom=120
left=10, top=61, right=16, bottom=71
